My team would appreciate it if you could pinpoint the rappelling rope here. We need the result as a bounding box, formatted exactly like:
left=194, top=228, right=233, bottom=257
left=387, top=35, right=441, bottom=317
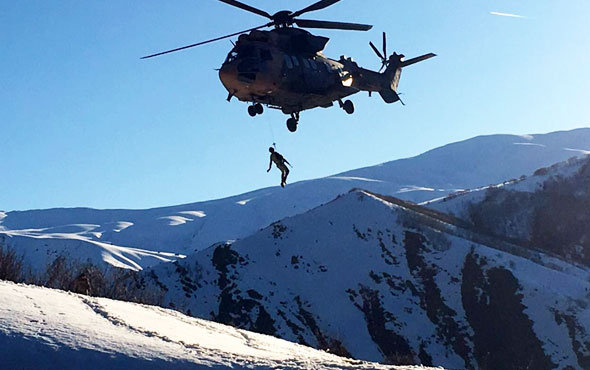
left=266, top=119, right=276, bottom=150
left=266, top=120, right=292, bottom=167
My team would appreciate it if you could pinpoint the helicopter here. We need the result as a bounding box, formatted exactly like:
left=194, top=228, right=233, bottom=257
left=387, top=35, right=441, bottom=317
left=142, top=0, right=436, bottom=132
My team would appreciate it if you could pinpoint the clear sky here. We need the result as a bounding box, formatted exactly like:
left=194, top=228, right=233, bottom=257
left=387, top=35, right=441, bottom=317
left=2, top=0, right=589, bottom=211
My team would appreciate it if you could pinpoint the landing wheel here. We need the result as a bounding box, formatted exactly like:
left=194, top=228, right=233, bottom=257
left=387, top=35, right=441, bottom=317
left=343, top=100, right=355, bottom=114
left=286, top=118, right=298, bottom=132
left=254, top=103, right=263, bottom=115
left=248, top=105, right=257, bottom=117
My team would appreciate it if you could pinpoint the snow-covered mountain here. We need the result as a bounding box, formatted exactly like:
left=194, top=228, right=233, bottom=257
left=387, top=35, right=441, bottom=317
left=426, top=155, right=590, bottom=266
left=140, top=189, right=590, bottom=369
left=1, top=128, right=590, bottom=272
left=0, top=280, right=442, bottom=370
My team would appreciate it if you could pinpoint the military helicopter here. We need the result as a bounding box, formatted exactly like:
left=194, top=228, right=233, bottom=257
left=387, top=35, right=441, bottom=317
left=142, top=0, right=436, bottom=132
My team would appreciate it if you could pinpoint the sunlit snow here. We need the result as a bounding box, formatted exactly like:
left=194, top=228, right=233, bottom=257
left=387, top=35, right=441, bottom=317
left=564, top=147, right=590, bottom=155
left=179, top=210, right=207, bottom=218
left=159, top=216, right=194, bottom=226
left=513, top=142, right=546, bottom=147
left=113, top=221, right=134, bottom=232
left=0, top=281, right=442, bottom=370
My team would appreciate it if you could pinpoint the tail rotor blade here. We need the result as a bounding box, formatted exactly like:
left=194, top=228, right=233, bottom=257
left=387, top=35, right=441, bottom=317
left=369, top=41, right=385, bottom=60
left=382, top=32, right=387, bottom=59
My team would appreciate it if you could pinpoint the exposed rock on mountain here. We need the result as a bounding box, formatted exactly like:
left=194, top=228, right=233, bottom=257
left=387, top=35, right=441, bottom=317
left=428, top=155, right=590, bottom=266
left=143, top=189, right=590, bottom=369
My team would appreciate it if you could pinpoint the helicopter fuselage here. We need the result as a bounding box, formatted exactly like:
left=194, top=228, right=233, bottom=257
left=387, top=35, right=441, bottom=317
left=219, top=41, right=359, bottom=115
left=142, top=1, right=435, bottom=132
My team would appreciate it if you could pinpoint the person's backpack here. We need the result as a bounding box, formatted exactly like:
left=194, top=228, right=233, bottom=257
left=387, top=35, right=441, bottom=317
left=274, top=152, right=284, bottom=163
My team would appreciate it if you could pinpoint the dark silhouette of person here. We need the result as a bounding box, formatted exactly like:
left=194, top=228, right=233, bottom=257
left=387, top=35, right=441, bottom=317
left=267, top=147, right=291, bottom=187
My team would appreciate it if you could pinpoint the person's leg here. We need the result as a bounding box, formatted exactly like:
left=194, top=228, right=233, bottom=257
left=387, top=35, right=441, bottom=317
left=278, top=165, right=288, bottom=186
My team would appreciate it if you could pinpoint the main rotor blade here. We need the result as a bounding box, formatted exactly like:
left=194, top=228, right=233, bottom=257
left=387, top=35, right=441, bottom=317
left=382, top=32, right=387, bottom=58
left=141, top=24, right=269, bottom=59
left=369, top=41, right=384, bottom=60
left=292, top=0, right=341, bottom=18
left=218, top=0, right=272, bottom=19
left=295, top=19, right=372, bottom=31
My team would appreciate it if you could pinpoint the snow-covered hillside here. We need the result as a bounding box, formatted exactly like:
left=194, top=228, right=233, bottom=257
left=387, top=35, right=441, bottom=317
left=1, top=128, right=589, bottom=272
left=426, top=155, right=590, bottom=266
left=141, top=190, right=590, bottom=370
left=0, top=280, right=442, bottom=370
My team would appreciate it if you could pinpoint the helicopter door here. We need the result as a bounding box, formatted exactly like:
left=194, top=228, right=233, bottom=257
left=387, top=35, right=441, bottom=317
left=283, top=55, right=309, bottom=92
left=301, top=57, right=326, bottom=93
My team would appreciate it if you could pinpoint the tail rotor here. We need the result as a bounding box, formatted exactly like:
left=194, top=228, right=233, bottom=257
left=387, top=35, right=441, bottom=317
left=369, top=32, right=388, bottom=72
left=370, top=32, right=406, bottom=72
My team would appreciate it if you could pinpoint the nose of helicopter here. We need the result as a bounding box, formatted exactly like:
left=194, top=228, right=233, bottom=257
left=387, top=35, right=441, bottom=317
left=218, top=64, right=235, bottom=91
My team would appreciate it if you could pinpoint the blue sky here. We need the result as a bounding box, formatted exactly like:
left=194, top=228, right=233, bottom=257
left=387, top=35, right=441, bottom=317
left=1, top=0, right=589, bottom=211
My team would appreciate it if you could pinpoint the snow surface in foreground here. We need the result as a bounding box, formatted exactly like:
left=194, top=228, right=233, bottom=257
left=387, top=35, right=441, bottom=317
left=0, top=280, right=443, bottom=370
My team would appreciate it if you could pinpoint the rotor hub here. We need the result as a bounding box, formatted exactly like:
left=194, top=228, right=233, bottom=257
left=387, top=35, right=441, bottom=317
left=272, top=11, right=294, bottom=27
left=141, top=1, right=373, bottom=60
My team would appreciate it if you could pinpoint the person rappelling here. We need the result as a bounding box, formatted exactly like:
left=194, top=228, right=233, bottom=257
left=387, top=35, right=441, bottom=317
left=267, top=147, right=292, bottom=188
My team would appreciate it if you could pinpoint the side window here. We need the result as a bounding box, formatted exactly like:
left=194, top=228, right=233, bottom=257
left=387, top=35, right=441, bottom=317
left=309, top=59, right=317, bottom=70
left=301, top=57, right=310, bottom=69
left=284, top=55, right=293, bottom=69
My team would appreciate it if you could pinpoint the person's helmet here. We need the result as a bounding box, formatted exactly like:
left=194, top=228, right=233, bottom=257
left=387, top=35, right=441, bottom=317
left=269, top=147, right=275, bottom=153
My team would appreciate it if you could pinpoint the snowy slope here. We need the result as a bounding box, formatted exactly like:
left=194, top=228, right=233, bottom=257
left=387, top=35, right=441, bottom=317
left=423, top=155, right=588, bottom=217
left=425, top=155, right=590, bottom=266
left=1, top=128, right=590, bottom=272
left=0, top=280, right=443, bottom=370
left=142, top=190, right=590, bottom=370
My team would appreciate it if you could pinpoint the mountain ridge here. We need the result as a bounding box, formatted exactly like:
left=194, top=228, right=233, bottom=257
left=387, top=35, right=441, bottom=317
left=2, top=128, right=590, bottom=272
left=139, top=187, right=590, bottom=369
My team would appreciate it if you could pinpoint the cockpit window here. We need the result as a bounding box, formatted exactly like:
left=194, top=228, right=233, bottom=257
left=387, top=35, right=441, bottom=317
left=226, top=51, right=238, bottom=63
left=225, top=45, right=258, bottom=63
left=301, top=57, right=310, bottom=69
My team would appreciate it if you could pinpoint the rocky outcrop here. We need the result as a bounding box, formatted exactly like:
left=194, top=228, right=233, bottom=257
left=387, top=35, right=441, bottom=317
left=142, top=189, right=590, bottom=369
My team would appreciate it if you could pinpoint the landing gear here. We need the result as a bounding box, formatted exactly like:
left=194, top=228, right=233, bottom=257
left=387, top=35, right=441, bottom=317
left=342, top=100, right=355, bottom=114
left=286, top=112, right=299, bottom=132
left=248, top=103, right=264, bottom=117
left=255, top=103, right=263, bottom=115
left=287, top=118, right=298, bottom=132
left=248, top=105, right=257, bottom=117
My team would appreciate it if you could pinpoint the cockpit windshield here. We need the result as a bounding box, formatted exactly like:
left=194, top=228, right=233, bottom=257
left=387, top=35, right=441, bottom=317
left=225, top=45, right=272, bottom=64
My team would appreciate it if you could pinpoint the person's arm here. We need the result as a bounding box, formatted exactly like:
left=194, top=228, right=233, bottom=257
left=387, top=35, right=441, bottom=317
left=267, top=156, right=273, bottom=172
left=283, top=158, right=292, bottom=167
